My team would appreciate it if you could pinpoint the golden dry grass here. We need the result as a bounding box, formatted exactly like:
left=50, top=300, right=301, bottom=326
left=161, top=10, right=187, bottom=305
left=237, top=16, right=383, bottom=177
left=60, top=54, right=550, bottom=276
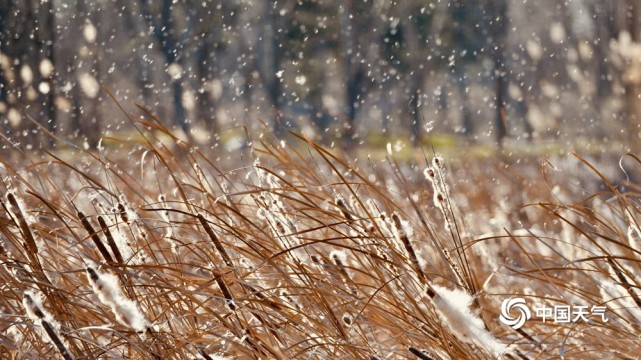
left=1, top=107, right=641, bottom=359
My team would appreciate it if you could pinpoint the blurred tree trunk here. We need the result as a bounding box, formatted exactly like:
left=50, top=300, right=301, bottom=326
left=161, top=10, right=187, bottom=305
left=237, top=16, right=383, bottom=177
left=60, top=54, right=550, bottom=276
left=0, top=3, right=8, bottom=110
left=485, top=0, right=509, bottom=147
left=517, top=82, right=534, bottom=141
left=437, top=84, right=449, bottom=125
left=494, top=52, right=508, bottom=146
left=38, top=0, right=56, bottom=146
left=592, top=3, right=615, bottom=103
left=140, top=0, right=189, bottom=134
left=117, top=0, right=152, bottom=105
left=193, top=0, right=239, bottom=137
left=408, top=74, right=423, bottom=147
left=19, top=0, right=39, bottom=143
left=196, top=37, right=218, bottom=134
left=453, top=68, right=474, bottom=137
left=624, top=0, right=641, bottom=141
left=400, top=3, right=425, bottom=147
left=448, top=0, right=487, bottom=141
left=8, top=0, right=57, bottom=147
left=254, top=0, right=293, bottom=137
left=344, top=65, right=365, bottom=145
left=307, top=73, right=331, bottom=140
left=339, top=0, right=368, bottom=146
left=70, top=0, right=101, bottom=147
left=243, top=67, right=258, bottom=132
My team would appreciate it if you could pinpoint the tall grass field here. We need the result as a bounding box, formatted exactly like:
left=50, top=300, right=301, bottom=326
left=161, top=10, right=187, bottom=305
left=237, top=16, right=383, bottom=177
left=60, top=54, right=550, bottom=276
left=1, top=107, right=640, bottom=359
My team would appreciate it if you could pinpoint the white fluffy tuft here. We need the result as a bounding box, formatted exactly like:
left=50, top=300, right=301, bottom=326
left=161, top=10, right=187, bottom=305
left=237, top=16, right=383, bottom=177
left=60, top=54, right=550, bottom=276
left=87, top=267, right=149, bottom=332
left=432, top=284, right=506, bottom=356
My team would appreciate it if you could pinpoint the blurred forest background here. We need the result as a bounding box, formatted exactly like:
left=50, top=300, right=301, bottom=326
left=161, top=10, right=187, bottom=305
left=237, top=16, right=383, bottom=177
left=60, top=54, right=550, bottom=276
left=0, top=0, right=640, bottom=150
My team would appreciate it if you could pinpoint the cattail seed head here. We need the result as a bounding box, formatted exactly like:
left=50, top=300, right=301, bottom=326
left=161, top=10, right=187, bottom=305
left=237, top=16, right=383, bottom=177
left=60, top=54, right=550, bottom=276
left=431, top=284, right=505, bottom=356
left=342, top=313, right=353, bottom=326
left=432, top=155, right=444, bottom=169
left=86, top=266, right=149, bottom=332
left=23, top=292, right=74, bottom=360
left=23, top=292, right=47, bottom=321
left=78, top=211, right=114, bottom=263
left=409, top=347, right=433, bottom=360
left=117, top=203, right=129, bottom=223
left=97, top=215, right=124, bottom=264
left=391, top=213, right=426, bottom=283
left=423, top=167, right=436, bottom=182
left=7, top=192, right=38, bottom=255
left=330, top=250, right=353, bottom=283
left=335, top=197, right=355, bottom=222
left=330, top=250, right=347, bottom=264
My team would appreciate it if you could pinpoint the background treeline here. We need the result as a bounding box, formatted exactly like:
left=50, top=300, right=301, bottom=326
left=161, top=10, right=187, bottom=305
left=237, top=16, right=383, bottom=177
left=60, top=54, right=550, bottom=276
left=0, top=0, right=640, bottom=149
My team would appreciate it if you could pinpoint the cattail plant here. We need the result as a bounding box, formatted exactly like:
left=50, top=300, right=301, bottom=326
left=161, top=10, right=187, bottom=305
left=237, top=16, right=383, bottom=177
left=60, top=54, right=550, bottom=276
left=22, top=292, right=74, bottom=360
left=429, top=284, right=506, bottom=357
left=86, top=266, right=149, bottom=332
left=78, top=211, right=114, bottom=263
left=391, top=212, right=427, bottom=284
left=198, top=213, right=234, bottom=268
left=335, top=196, right=356, bottom=223
left=6, top=192, right=38, bottom=256
left=97, top=215, right=124, bottom=264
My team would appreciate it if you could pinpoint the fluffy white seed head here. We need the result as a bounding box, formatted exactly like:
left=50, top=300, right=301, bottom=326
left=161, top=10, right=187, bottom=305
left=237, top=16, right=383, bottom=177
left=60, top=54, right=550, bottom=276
left=431, top=284, right=506, bottom=356
left=86, top=267, right=149, bottom=332
left=23, top=291, right=54, bottom=325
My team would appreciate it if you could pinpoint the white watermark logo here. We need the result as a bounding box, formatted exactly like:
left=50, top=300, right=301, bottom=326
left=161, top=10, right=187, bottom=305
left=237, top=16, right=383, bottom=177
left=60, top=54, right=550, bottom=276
left=499, top=297, right=531, bottom=329
left=499, top=297, right=608, bottom=329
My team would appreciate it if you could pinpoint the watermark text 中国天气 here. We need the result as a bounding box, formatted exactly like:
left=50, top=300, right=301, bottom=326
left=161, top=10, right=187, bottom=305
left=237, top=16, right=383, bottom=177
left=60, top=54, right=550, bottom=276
left=499, top=297, right=608, bottom=330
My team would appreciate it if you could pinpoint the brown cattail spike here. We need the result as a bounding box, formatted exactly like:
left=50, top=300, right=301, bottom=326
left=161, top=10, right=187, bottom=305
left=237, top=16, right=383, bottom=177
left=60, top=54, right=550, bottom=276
left=409, top=347, right=433, bottom=360
left=117, top=203, right=128, bottom=223
left=197, top=348, right=215, bottom=360
left=335, top=198, right=356, bottom=223
left=42, top=320, right=74, bottom=360
left=78, top=211, right=114, bottom=263
left=392, top=213, right=427, bottom=283
left=214, top=274, right=236, bottom=310
left=86, top=266, right=99, bottom=283
left=424, top=167, right=436, bottom=181
left=332, top=252, right=351, bottom=280
left=23, top=294, right=74, bottom=360
left=23, top=293, right=46, bottom=319
left=198, top=214, right=233, bottom=268
left=7, top=193, right=38, bottom=255
left=97, top=215, right=124, bottom=264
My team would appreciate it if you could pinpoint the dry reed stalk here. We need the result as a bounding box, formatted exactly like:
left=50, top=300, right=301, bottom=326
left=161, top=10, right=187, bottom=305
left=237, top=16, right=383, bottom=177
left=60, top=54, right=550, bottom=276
left=607, top=258, right=641, bottom=309
left=425, top=162, right=475, bottom=295
left=441, top=248, right=469, bottom=293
